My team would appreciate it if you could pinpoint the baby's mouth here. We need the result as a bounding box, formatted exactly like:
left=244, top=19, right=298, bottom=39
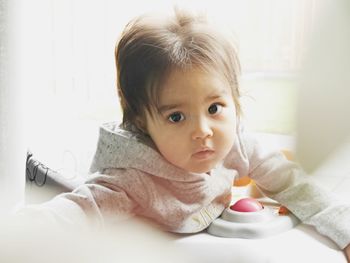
left=192, top=148, right=215, bottom=160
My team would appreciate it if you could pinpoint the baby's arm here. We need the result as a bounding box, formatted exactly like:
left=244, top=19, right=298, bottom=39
left=16, top=169, right=137, bottom=229
left=345, top=244, right=350, bottom=262
left=239, top=132, right=350, bottom=251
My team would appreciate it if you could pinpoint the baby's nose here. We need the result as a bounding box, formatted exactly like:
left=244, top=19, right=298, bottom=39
left=191, top=117, right=213, bottom=140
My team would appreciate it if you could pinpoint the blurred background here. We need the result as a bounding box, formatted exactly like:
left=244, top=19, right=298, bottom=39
left=16, top=0, right=314, bottom=136
left=2, top=0, right=346, bottom=211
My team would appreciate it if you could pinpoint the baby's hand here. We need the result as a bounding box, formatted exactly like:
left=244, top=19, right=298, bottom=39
left=345, top=243, right=350, bottom=263
left=217, top=193, right=232, bottom=208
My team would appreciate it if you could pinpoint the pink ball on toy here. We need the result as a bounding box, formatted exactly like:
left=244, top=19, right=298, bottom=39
left=230, top=197, right=263, bottom=212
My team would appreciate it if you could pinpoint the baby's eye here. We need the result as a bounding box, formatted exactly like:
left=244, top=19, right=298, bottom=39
left=208, top=103, right=223, bottom=115
left=168, top=112, right=185, bottom=123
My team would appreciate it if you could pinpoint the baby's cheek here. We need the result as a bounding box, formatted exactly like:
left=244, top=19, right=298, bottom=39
left=218, top=129, right=235, bottom=152
left=157, top=137, right=185, bottom=162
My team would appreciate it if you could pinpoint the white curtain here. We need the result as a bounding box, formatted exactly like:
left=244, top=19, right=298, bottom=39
left=0, top=0, right=25, bottom=213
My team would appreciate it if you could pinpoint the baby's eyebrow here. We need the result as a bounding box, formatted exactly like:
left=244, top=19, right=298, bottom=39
left=158, top=89, right=229, bottom=113
left=158, top=103, right=184, bottom=114
left=205, top=94, right=222, bottom=102
left=205, top=89, right=229, bottom=102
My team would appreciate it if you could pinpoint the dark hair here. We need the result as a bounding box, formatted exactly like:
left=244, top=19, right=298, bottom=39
left=115, top=9, right=241, bottom=131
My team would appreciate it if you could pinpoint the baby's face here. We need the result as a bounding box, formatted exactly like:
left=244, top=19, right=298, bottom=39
left=145, top=68, right=237, bottom=174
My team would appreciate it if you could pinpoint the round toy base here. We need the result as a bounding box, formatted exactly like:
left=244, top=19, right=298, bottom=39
left=207, top=207, right=300, bottom=239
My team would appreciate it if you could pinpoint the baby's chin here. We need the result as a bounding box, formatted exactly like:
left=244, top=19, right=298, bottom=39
left=182, top=162, right=219, bottom=174
left=165, top=155, right=221, bottom=174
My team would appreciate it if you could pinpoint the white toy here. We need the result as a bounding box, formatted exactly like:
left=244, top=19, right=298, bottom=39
left=208, top=197, right=299, bottom=238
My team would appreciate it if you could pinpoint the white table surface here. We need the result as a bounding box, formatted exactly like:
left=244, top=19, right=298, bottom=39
left=173, top=224, right=347, bottom=263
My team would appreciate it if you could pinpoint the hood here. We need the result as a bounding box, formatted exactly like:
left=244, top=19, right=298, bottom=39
left=89, top=122, right=215, bottom=182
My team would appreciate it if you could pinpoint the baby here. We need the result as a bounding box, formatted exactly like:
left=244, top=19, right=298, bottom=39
left=21, top=9, right=350, bottom=259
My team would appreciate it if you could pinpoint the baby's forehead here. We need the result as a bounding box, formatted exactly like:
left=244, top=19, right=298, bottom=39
left=156, top=70, right=231, bottom=107
left=159, top=67, right=231, bottom=95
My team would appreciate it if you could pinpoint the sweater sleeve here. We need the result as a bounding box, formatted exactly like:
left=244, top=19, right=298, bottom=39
left=16, top=170, right=137, bottom=229
left=241, top=132, right=350, bottom=249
